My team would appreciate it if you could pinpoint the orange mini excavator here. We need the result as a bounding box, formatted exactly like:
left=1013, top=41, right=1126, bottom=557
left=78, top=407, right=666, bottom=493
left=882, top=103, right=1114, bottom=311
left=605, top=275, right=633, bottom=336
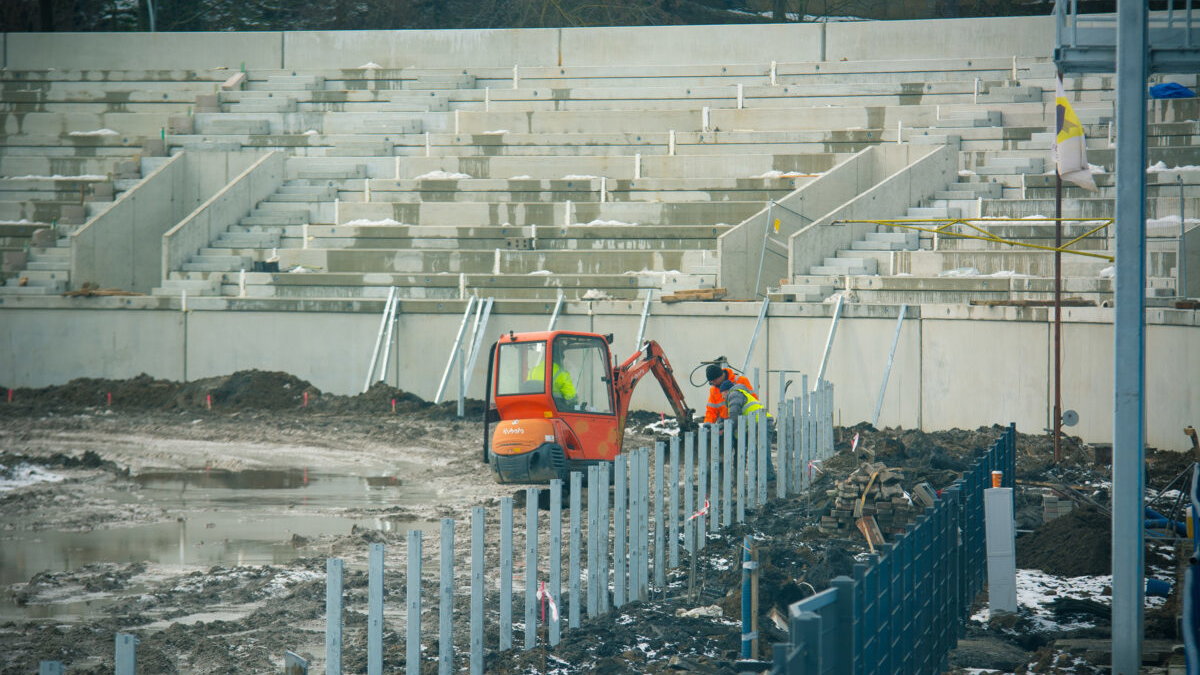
left=483, top=330, right=696, bottom=483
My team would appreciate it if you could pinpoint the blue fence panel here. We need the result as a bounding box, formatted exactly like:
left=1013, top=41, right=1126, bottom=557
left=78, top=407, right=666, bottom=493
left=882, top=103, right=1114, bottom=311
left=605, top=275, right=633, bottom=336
left=773, top=425, right=1017, bottom=675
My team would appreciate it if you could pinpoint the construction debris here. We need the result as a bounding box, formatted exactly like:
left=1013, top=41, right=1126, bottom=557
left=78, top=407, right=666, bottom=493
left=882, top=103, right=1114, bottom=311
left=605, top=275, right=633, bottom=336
left=821, top=462, right=917, bottom=538
left=61, top=282, right=144, bottom=297
left=660, top=287, right=727, bottom=303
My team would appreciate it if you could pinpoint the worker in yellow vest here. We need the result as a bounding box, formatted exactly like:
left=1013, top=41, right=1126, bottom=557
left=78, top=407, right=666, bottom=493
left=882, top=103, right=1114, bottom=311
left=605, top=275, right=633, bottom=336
left=718, top=380, right=767, bottom=422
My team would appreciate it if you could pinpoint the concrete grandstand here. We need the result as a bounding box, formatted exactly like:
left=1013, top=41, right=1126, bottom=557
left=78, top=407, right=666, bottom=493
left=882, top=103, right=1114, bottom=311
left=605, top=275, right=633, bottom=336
left=0, top=17, right=1196, bottom=450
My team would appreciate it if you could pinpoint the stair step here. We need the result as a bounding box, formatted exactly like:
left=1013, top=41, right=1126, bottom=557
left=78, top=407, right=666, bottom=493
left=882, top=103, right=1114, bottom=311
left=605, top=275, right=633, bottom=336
left=810, top=265, right=870, bottom=276
left=296, top=166, right=367, bottom=180
left=907, top=206, right=962, bottom=219
left=207, top=119, right=273, bottom=134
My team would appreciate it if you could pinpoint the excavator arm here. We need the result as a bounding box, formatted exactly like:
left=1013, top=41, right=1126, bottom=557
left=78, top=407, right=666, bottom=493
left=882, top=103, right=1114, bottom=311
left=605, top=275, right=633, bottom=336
left=612, top=340, right=697, bottom=433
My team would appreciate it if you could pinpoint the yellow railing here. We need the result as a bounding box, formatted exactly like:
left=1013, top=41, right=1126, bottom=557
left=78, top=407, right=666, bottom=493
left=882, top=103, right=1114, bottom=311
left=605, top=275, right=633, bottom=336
left=832, top=218, right=1116, bottom=262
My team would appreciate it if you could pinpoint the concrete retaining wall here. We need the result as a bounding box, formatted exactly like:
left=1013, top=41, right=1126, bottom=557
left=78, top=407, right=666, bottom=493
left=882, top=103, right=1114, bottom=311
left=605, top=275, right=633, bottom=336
left=69, top=151, right=264, bottom=293
left=162, top=151, right=283, bottom=279
left=5, top=16, right=1054, bottom=72
left=1, top=303, right=1196, bottom=451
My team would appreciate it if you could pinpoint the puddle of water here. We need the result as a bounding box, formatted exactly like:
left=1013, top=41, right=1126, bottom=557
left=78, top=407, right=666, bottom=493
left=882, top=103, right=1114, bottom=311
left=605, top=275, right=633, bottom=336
left=0, top=468, right=438, bottom=620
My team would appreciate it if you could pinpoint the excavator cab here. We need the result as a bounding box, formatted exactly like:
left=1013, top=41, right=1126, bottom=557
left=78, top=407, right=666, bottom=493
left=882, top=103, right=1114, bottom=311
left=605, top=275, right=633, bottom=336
left=486, top=331, right=620, bottom=483
left=484, top=329, right=695, bottom=484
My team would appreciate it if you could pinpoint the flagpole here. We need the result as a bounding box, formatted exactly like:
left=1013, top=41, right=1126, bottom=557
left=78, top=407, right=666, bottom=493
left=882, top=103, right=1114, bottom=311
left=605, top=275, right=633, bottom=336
left=1054, top=169, right=1063, bottom=464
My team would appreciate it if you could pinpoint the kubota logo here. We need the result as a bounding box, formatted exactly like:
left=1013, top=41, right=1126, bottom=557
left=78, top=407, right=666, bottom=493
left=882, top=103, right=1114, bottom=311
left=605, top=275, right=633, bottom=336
left=502, top=426, right=526, bottom=435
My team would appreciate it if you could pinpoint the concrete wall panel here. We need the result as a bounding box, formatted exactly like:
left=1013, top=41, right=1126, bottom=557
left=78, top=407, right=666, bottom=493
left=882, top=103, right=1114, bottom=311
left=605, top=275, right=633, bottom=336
left=560, top=24, right=823, bottom=67
left=1, top=305, right=1196, bottom=450
left=0, top=309, right=183, bottom=387
left=825, top=16, right=1054, bottom=62
left=6, top=32, right=283, bottom=71
left=283, top=29, right=560, bottom=70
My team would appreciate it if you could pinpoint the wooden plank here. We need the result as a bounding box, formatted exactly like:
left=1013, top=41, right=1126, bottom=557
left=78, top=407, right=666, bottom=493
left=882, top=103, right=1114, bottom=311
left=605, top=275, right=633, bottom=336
left=660, top=288, right=727, bottom=303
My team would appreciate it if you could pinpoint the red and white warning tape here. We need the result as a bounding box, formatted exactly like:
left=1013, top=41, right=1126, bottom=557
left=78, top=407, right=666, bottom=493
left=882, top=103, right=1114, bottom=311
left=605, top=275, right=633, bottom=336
left=536, top=581, right=559, bottom=622
left=688, top=499, right=711, bottom=521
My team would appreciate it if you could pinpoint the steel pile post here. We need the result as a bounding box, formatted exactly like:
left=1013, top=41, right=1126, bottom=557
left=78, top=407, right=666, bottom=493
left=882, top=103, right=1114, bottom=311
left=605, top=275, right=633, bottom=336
left=792, top=397, right=802, bottom=494
left=632, top=449, right=644, bottom=599
left=777, top=397, right=788, bottom=499
left=439, top=519, right=454, bottom=673
left=326, top=558, right=343, bottom=675
left=549, top=479, right=563, bottom=646
left=697, top=428, right=708, bottom=549
left=284, top=651, right=308, bottom=675
left=406, top=530, right=422, bottom=673
left=747, top=414, right=758, bottom=510
left=598, top=464, right=610, bottom=613
left=500, top=497, right=513, bottom=650
left=640, top=448, right=651, bottom=598
left=470, top=508, right=484, bottom=674
left=669, top=435, right=680, bottom=568
left=737, top=416, right=747, bottom=523
left=757, top=412, right=768, bottom=505
left=801, top=376, right=810, bottom=491
left=115, top=633, right=137, bottom=675
left=38, top=663, right=63, bottom=675
left=723, top=419, right=733, bottom=527
left=367, top=543, right=384, bottom=675
left=654, top=442, right=665, bottom=588
left=710, top=428, right=720, bottom=534
left=524, top=489, right=537, bottom=650
left=683, top=431, right=695, bottom=553
left=614, top=454, right=628, bottom=608
left=569, top=471, right=582, bottom=629
left=587, top=465, right=599, bottom=617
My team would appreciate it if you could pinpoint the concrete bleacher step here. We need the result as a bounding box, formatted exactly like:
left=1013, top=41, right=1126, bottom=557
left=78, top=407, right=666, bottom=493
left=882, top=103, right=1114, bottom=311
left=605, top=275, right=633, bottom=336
left=406, top=73, right=476, bottom=90
left=850, top=231, right=919, bottom=251
left=978, top=86, right=1042, bottom=103
left=772, top=284, right=834, bottom=302
left=181, top=254, right=253, bottom=272
left=268, top=186, right=336, bottom=202
left=907, top=206, right=962, bottom=220
left=152, top=278, right=221, bottom=296
left=932, top=110, right=1003, bottom=128
left=205, top=118, right=274, bottom=134
left=252, top=75, right=326, bottom=91
left=241, top=210, right=308, bottom=226
left=214, top=231, right=282, bottom=248
left=276, top=246, right=694, bottom=275
left=935, top=181, right=1004, bottom=200
left=227, top=99, right=298, bottom=113
left=810, top=255, right=878, bottom=276
left=974, top=156, right=1044, bottom=175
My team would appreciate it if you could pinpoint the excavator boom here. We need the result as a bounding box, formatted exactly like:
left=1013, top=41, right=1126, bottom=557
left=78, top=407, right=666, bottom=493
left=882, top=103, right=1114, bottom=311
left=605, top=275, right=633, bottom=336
left=613, top=340, right=696, bottom=433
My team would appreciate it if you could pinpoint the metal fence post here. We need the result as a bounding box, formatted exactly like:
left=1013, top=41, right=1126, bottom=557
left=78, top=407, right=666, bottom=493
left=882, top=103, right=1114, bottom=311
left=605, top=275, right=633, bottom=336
left=614, top=454, right=627, bottom=608
left=639, top=448, right=651, bottom=598
left=284, top=651, right=308, bottom=675
left=524, top=488, right=538, bottom=650
left=406, top=530, right=422, bottom=674
left=439, top=518, right=454, bottom=674
left=587, top=465, right=599, bottom=617
left=632, top=449, right=644, bottom=599
left=683, top=431, right=695, bottom=553
left=326, top=558, right=343, bottom=675
left=368, top=543, right=385, bottom=675
left=777, top=396, right=788, bottom=499
left=500, top=497, right=514, bottom=650
left=569, top=471, right=582, bottom=629
left=792, top=396, right=802, bottom=494
left=470, top=507, right=484, bottom=674
left=114, top=633, right=137, bottom=675
left=549, top=479, right=563, bottom=646
left=598, top=464, right=610, bottom=613
left=654, top=442, right=665, bottom=588
left=669, top=435, right=680, bottom=568
left=829, top=575, right=855, bottom=675
left=747, top=414, right=757, bottom=510
left=38, top=663, right=63, bottom=675
left=709, top=427, right=720, bottom=534
left=758, top=411, right=769, bottom=506
left=697, top=429, right=708, bottom=549
left=737, top=415, right=747, bottom=522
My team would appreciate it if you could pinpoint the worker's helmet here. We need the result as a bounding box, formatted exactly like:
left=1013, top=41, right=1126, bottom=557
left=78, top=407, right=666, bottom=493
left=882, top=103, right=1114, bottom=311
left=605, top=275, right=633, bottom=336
left=705, top=364, right=724, bottom=383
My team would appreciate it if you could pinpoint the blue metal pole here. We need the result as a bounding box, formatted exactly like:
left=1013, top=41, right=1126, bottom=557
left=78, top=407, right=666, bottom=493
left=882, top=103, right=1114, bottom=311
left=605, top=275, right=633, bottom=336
left=406, top=530, right=421, bottom=673
left=741, top=535, right=753, bottom=659
left=367, top=543, right=384, bottom=675
left=326, top=558, right=343, bottom=675
left=1113, top=1, right=1148, bottom=670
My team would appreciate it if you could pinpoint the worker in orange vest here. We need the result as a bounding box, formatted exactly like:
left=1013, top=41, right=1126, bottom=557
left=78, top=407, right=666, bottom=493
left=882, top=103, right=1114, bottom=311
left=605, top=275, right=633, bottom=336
left=704, top=363, right=754, bottom=425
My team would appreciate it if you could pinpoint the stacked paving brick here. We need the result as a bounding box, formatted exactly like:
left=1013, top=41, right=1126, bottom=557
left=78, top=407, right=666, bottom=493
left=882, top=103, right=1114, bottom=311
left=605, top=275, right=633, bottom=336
left=820, top=462, right=918, bottom=538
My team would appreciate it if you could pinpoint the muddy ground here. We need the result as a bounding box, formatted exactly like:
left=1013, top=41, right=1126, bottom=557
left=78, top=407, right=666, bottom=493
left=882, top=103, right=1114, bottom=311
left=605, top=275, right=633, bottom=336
left=0, top=371, right=1194, bottom=674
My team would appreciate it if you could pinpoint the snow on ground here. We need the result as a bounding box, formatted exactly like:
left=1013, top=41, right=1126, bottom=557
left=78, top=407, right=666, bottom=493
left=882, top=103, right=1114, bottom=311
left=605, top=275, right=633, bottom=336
left=7, top=174, right=108, bottom=181
left=68, top=129, right=119, bottom=136
left=0, top=463, right=64, bottom=492
left=413, top=170, right=471, bottom=180
left=755, top=169, right=810, bottom=178
left=971, top=568, right=1167, bottom=632
left=580, top=219, right=638, bottom=227
left=562, top=174, right=599, bottom=180
left=342, top=218, right=404, bottom=226
left=1147, top=161, right=1200, bottom=172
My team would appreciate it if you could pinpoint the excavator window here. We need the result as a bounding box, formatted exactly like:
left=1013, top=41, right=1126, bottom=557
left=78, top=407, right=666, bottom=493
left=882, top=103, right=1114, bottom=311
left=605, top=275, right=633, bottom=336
left=552, top=335, right=614, bottom=415
left=496, top=341, right=546, bottom=396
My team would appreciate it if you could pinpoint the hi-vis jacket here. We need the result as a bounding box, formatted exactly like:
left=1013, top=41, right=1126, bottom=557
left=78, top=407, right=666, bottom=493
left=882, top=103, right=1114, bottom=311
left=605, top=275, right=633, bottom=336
left=527, top=361, right=577, bottom=402
left=723, top=383, right=766, bottom=421
left=704, top=367, right=754, bottom=423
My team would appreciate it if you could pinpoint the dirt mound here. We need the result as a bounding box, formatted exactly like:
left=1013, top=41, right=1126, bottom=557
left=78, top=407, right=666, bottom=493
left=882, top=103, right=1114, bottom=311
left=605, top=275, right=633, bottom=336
left=1016, top=506, right=1111, bottom=576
